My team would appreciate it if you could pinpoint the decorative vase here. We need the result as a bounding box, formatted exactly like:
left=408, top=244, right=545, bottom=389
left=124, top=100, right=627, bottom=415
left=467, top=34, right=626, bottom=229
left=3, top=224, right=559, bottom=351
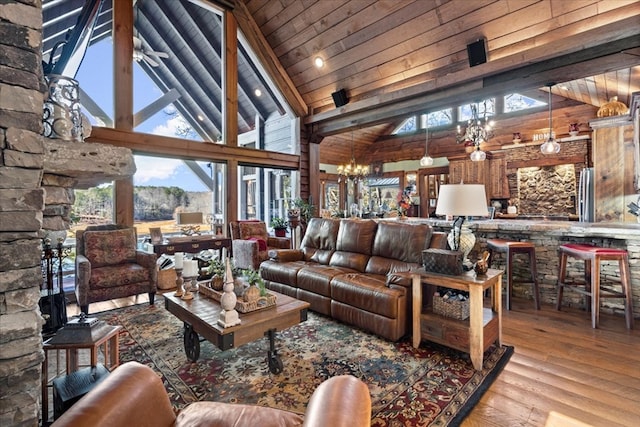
left=212, top=275, right=224, bottom=291
left=243, top=283, right=260, bottom=302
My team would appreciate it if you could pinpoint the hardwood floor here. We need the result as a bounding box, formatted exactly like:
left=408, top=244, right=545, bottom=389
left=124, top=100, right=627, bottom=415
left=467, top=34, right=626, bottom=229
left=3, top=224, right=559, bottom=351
left=71, top=295, right=639, bottom=427
left=463, top=300, right=640, bottom=427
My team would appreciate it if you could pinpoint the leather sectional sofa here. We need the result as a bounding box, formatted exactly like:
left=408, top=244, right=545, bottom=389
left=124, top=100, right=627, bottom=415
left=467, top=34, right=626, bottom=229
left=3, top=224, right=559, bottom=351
left=260, top=218, right=447, bottom=341
left=52, top=361, right=371, bottom=427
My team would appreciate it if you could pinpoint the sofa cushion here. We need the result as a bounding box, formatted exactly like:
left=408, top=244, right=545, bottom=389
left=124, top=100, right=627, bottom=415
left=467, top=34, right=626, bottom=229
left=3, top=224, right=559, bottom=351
left=365, top=256, right=415, bottom=279
left=83, top=228, right=137, bottom=267
left=330, top=273, right=404, bottom=319
left=176, top=401, right=304, bottom=427
left=260, top=259, right=308, bottom=286
left=336, top=219, right=377, bottom=255
left=89, top=263, right=150, bottom=289
left=372, top=221, right=432, bottom=264
left=300, top=218, right=341, bottom=264
left=298, top=265, right=356, bottom=297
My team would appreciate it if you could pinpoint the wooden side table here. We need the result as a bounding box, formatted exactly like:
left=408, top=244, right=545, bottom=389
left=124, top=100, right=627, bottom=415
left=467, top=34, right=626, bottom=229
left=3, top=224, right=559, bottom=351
left=411, top=268, right=503, bottom=370
left=42, top=324, right=121, bottom=423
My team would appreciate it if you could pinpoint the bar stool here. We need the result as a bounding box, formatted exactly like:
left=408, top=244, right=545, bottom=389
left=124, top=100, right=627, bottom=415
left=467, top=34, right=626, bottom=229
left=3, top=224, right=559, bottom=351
left=487, top=239, right=540, bottom=310
left=556, top=243, right=633, bottom=329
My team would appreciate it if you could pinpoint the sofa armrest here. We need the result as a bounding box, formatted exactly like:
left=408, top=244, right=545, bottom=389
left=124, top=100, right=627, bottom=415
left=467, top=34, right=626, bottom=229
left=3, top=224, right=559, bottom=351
left=303, top=375, right=371, bottom=427
left=51, top=362, right=176, bottom=427
left=267, top=236, right=291, bottom=249
left=267, top=249, right=304, bottom=262
left=136, top=251, right=158, bottom=287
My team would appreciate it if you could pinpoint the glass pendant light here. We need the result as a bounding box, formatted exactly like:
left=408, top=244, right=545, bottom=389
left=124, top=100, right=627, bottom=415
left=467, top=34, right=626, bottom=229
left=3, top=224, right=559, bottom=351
left=420, top=123, right=434, bottom=166
left=540, top=83, right=561, bottom=155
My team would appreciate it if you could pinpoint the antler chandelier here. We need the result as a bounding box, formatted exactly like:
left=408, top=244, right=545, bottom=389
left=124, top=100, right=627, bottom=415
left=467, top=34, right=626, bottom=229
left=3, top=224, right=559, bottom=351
left=337, top=132, right=367, bottom=183
left=456, top=102, right=495, bottom=161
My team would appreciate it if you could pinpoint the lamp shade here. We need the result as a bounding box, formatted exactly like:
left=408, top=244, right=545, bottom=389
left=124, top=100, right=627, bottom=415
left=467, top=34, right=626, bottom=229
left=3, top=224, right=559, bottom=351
left=177, top=212, right=203, bottom=224
left=435, top=184, right=489, bottom=217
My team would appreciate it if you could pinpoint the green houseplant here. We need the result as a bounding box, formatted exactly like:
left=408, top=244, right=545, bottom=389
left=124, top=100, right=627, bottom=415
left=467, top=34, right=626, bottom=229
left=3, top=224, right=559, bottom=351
left=271, top=216, right=288, bottom=237
left=206, top=258, right=225, bottom=290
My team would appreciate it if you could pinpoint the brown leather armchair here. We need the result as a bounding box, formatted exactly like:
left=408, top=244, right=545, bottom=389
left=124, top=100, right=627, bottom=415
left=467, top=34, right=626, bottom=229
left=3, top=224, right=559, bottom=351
left=52, top=361, right=372, bottom=427
left=75, top=225, right=157, bottom=314
left=229, top=220, right=290, bottom=270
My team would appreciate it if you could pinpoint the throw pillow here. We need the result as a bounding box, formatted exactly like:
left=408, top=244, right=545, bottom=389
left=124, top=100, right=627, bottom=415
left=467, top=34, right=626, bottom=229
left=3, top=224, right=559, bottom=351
left=248, top=237, right=267, bottom=251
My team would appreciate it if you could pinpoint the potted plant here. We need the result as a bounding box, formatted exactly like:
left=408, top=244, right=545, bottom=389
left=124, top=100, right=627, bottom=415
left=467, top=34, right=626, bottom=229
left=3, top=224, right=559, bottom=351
left=292, top=198, right=315, bottom=227
left=206, top=258, right=225, bottom=290
left=241, top=267, right=267, bottom=299
left=271, top=216, right=288, bottom=237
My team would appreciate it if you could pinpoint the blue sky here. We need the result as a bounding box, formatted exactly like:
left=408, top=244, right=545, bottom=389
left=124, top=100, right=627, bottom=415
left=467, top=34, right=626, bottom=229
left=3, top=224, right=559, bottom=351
left=76, top=38, right=208, bottom=191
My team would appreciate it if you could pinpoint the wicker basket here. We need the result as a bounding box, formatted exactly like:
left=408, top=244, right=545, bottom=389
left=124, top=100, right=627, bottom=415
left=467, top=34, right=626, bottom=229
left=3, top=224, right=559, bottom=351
left=157, top=268, right=177, bottom=290
left=432, top=294, right=469, bottom=320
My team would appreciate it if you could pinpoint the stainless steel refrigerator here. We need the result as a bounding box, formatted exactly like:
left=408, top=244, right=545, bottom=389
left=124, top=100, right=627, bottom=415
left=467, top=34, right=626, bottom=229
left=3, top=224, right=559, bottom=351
left=578, top=167, right=595, bottom=222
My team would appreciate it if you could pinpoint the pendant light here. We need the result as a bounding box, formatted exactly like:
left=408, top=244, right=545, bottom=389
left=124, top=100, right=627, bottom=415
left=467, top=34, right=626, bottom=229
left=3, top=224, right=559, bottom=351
left=419, top=123, right=434, bottom=166
left=540, top=83, right=561, bottom=154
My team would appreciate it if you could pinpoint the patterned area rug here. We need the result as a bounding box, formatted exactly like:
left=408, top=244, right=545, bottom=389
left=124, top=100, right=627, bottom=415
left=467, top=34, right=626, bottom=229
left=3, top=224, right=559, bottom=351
left=96, top=296, right=512, bottom=426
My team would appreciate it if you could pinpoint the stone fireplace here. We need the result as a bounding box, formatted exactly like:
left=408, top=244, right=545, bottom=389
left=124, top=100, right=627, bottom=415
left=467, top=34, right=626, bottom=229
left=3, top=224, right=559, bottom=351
left=0, top=4, right=134, bottom=424
left=517, top=164, right=577, bottom=216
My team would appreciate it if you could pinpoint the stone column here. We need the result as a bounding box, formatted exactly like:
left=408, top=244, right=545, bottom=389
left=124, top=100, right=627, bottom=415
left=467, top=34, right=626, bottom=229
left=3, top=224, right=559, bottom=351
left=0, top=1, right=46, bottom=425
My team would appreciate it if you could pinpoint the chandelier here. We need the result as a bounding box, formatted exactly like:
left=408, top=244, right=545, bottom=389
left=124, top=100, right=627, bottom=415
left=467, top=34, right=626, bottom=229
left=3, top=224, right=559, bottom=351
left=419, top=124, right=434, bottom=166
left=337, top=132, right=367, bottom=183
left=456, top=102, right=495, bottom=161
left=540, top=83, right=560, bottom=154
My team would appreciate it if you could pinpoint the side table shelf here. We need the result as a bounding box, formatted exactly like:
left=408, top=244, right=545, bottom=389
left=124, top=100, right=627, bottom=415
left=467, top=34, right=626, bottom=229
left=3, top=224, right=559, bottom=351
left=42, top=324, right=121, bottom=424
left=411, top=268, right=503, bottom=370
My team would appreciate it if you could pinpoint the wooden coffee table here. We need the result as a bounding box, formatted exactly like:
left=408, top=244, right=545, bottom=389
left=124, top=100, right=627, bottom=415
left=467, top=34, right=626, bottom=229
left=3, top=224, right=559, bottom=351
left=164, top=290, right=309, bottom=374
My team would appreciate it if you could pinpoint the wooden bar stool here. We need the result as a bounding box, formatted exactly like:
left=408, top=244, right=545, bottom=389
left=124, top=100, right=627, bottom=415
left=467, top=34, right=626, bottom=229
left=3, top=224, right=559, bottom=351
left=487, top=239, right=540, bottom=310
left=556, top=243, right=634, bottom=329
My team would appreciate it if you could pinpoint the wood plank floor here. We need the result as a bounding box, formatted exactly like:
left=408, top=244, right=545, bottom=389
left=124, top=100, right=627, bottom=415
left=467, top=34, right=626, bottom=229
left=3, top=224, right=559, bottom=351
left=72, top=294, right=639, bottom=427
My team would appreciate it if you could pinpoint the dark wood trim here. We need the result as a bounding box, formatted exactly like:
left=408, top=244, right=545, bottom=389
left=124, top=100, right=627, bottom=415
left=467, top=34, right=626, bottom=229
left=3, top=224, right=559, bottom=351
left=507, top=155, right=586, bottom=169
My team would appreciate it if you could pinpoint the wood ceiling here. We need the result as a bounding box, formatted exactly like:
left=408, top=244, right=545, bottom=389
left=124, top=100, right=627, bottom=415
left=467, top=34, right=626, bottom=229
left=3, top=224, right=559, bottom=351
left=41, top=0, right=640, bottom=167
left=245, top=0, right=640, bottom=165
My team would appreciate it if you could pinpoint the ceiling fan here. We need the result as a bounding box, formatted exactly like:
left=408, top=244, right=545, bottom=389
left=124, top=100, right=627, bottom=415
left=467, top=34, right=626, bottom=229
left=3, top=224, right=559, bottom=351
left=133, top=36, right=168, bottom=67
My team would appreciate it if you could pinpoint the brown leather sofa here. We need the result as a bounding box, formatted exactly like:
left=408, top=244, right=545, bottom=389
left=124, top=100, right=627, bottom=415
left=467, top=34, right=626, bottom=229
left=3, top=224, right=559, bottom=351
left=51, top=361, right=371, bottom=427
left=260, top=218, right=447, bottom=341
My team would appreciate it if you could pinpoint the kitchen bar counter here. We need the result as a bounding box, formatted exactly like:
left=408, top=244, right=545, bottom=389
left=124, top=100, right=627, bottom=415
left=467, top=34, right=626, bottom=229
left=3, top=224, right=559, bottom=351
left=395, top=218, right=640, bottom=322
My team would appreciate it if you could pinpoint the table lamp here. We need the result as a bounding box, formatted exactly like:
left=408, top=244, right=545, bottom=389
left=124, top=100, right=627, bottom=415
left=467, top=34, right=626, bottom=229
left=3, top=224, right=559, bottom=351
left=177, top=212, right=203, bottom=236
left=435, top=184, right=489, bottom=265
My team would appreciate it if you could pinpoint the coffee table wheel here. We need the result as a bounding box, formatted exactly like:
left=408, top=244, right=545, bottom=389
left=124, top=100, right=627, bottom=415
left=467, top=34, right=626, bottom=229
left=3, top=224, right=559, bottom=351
left=183, top=324, right=200, bottom=362
left=268, top=352, right=283, bottom=374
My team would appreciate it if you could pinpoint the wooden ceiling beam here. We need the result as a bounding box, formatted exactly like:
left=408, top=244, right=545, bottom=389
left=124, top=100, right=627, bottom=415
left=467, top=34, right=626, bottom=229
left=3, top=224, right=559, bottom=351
left=87, top=126, right=300, bottom=170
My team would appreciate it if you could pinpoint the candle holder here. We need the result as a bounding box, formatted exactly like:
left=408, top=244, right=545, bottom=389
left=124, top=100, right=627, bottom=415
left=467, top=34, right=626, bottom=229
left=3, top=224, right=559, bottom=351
left=174, top=268, right=184, bottom=297
left=181, top=275, right=194, bottom=300
left=218, top=258, right=241, bottom=327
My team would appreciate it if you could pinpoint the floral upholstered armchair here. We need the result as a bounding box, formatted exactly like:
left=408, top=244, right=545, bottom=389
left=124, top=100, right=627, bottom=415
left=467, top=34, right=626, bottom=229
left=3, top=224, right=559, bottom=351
left=75, top=224, right=157, bottom=314
left=229, top=220, right=291, bottom=270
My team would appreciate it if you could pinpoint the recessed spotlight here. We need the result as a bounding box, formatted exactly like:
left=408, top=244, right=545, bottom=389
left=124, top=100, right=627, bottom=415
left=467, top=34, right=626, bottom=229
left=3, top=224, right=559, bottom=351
left=197, top=114, right=204, bottom=121
left=254, top=89, right=262, bottom=97
left=314, top=57, right=324, bottom=68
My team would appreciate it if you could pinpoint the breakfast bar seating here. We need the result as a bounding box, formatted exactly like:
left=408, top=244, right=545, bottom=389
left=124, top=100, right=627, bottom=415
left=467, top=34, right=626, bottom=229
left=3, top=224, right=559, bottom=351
left=556, top=243, right=634, bottom=329
left=486, top=239, right=540, bottom=311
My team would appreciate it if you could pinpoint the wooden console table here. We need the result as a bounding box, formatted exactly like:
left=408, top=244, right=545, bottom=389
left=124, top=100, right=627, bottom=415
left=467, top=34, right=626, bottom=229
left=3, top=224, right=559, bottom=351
left=411, top=268, right=503, bottom=370
left=153, top=237, right=231, bottom=257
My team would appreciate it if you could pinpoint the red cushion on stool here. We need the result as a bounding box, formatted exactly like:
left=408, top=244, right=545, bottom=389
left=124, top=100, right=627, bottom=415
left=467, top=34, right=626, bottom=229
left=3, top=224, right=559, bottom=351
left=560, top=243, right=627, bottom=256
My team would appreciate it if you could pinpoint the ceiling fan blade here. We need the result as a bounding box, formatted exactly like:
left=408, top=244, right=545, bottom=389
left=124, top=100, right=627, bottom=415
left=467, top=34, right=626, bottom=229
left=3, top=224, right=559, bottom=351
left=149, top=51, right=169, bottom=59
left=143, top=53, right=159, bottom=67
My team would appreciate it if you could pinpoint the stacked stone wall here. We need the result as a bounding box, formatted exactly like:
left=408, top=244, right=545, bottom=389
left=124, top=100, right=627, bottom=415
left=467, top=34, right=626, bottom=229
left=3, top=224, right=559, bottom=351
left=0, top=1, right=46, bottom=425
